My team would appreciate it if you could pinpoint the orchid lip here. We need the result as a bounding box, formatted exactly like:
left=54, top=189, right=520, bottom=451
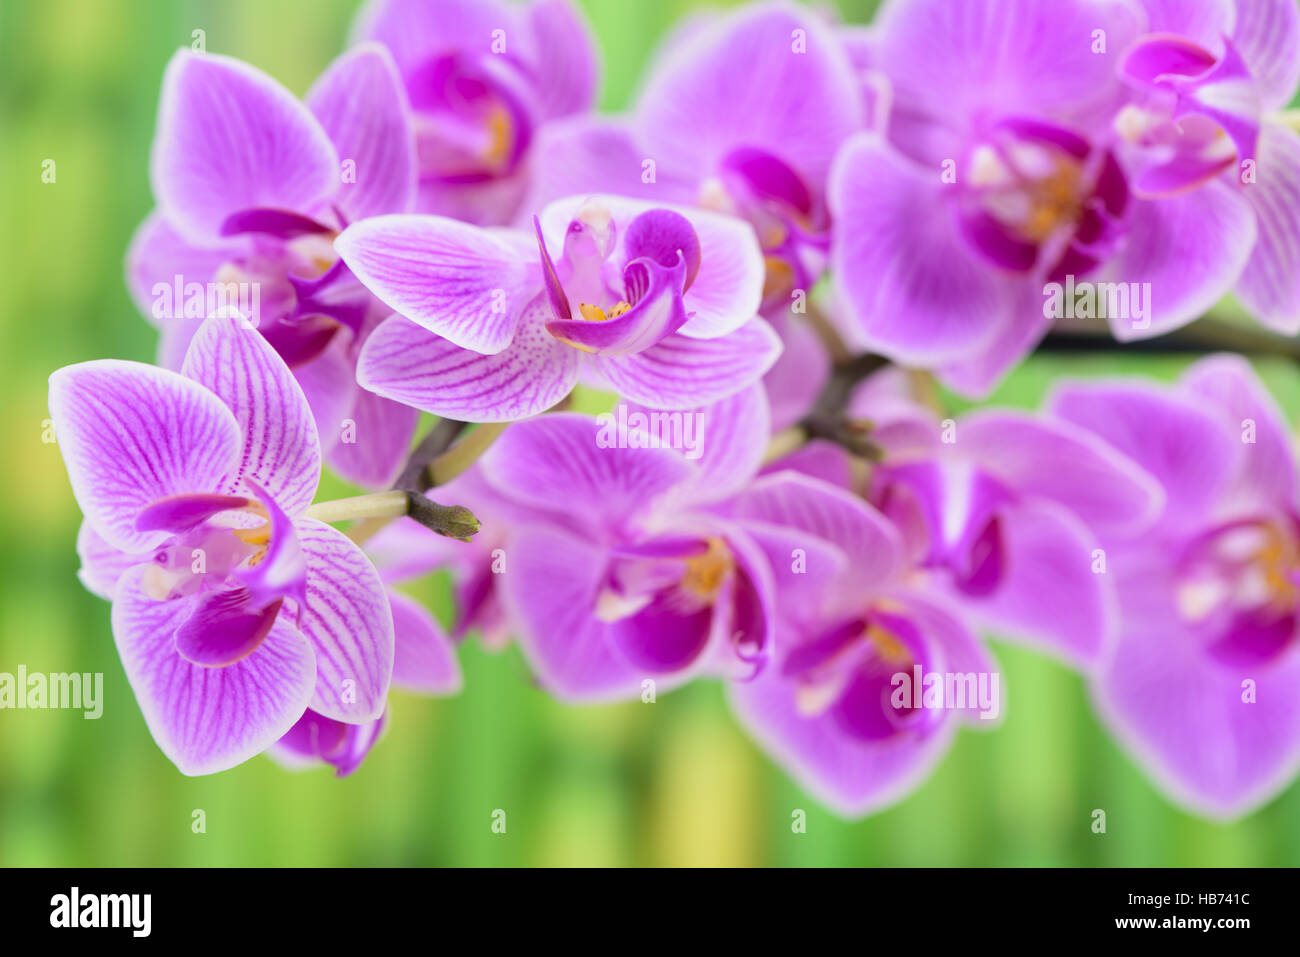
left=133, top=479, right=306, bottom=671
left=407, top=51, right=534, bottom=184
left=1168, top=512, right=1300, bottom=669
left=534, top=207, right=699, bottom=355
left=135, top=493, right=254, bottom=534
left=954, top=118, right=1130, bottom=278
left=219, top=207, right=336, bottom=240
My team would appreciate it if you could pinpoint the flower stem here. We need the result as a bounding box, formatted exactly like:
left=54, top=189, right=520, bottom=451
left=306, top=490, right=480, bottom=543
left=805, top=303, right=854, bottom=365
left=1040, top=313, right=1300, bottom=360
left=424, top=422, right=508, bottom=487
left=304, top=490, right=412, bottom=523
left=344, top=420, right=509, bottom=546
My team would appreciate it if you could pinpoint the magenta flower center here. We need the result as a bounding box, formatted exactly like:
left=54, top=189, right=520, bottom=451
left=1176, top=517, right=1300, bottom=667
left=957, top=118, right=1128, bottom=280
left=702, top=146, right=826, bottom=307
left=405, top=52, right=533, bottom=183
left=786, top=606, right=942, bottom=744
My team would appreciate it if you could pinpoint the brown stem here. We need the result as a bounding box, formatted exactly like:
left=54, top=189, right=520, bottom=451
left=786, top=352, right=891, bottom=462
left=1040, top=313, right=1300, bottom=360
left=404, top=490, right=480, bottom=543
left=347, top=416, right=491, bottom=546
left=394, top=418, right=468, bottom=492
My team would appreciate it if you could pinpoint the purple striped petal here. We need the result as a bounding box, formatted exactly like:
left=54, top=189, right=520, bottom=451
left=635, top=2, right=862, bottom=188
left=734, top=471, right=902, bottom=587
left=76, top=521, right=145, bottom=601
left=1180, top=353, right=1299, bottom=513
left=157, top=317, right=206, bottom=371
left=388, top=589, right=462, bottom=694
left=590, top=317, right=781, bottom=410
left=960, top=410, right=1165, bottom=536
left=307, top=43, right=417, bottom=222
left=334, top=214, right=538, bottom=354
left=295, top=518, right=395, bottom=723
left=875, top=0, right=1138, bottom=141
left=1103, top=182, right=1256, bottom=341
left=357, top=308, right=580, bottom=422
left=1048, top=380, right=1240, bottom=532
left=125, top=211, right=245, bottom=333
left=112, top=565, right=316, bottom=775
left=626, top=384, right=770, bottom=506
left=829, top=133, right=1019, bottom=366
left=150, top=50, right=339, bottom=242
left=1231, top=0, right=1300, bottom=111
left=1094, top=608, right=1300, bottom=819
left=518, top=117, right=688, bottom=215
left=740, top=520, right=848, bottom=616
left=480, top=412, right=694, bottom=534
left=500, top=523, right=643, bottom=701
left=350, top=0, right=510, bottom=77
left=971, top=498, right=1115, bottom=670
left=1236, top=122, right=1300, bottom=334
left=673, top=383, right=771, bottom=503
left=181, top=314, right=322, bottom=515
left=325, top=387, right=419, bottom=489
left=522, top=0, right=599, bottom=119
left=49, top=360, right=243, bottom=554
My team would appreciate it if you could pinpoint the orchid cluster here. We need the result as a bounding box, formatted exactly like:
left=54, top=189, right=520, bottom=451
left=48, top=0, right=1300, bottom=821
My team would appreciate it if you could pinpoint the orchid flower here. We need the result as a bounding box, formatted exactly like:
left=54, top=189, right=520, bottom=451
left=828, top=0, right=1145, bottom=396
left=351, top=0, right=599, bottom=224
left=127, top=45, right=420, bottom=487
left=55, top=315, right=395, bottom=775
left=767, top=367, right=1165, bottom=670
left=336, top=195, right=779, bottom=420
left=471, top=388, right=778, bottom=701
left=273, top=520, right=464, bottom=777
left=828, top=0, right=1299, bottom=396
left=274, top=710, right=389, bottom=778
left=1047, top=355, right=1300, bottom=818
left=724, top=468, right=1001, bottom=818
left=521, top=1, right=863, bottom=425
left=1114, top=0, right=1300, bottom=334
left=524, top=1, right=860, bottom=310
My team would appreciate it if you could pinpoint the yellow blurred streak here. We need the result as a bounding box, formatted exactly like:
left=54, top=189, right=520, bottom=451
left=648, top=709, right=759, bottom=866
left=4, top=395, right=77, bottom=530
left=532, top=779, right=629, bottom=866
left=547, top=700, right=646, bottom=752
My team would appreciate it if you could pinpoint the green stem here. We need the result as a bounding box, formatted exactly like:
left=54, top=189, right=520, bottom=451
left=307, top=490, right=480, bottom=543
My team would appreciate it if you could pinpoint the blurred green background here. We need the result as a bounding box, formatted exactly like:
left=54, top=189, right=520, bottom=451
left=2, top=0, right=1299, bottom=867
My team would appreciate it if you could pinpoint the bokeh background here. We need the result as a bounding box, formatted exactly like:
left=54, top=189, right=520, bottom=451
left=2, top=0, right=1299, bottom=866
